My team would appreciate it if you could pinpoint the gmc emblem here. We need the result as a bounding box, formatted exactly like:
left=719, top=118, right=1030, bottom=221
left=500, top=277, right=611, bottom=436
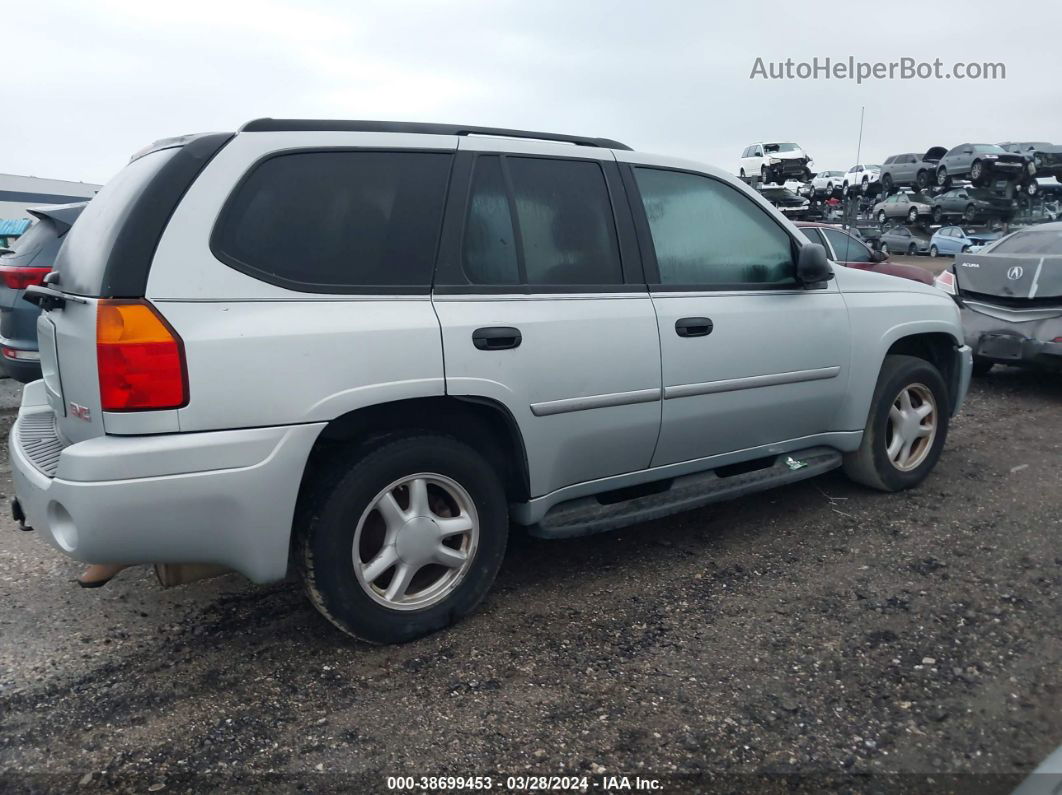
left=69, top=403, right=91, bottom=421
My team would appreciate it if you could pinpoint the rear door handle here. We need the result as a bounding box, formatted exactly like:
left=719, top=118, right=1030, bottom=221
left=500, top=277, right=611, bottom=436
left=675, top=317, right=713, bottom=337
left=472, top=326, right=522, bottom=350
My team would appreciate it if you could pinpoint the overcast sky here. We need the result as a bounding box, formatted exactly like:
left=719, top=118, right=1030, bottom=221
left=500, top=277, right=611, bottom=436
left=4, top=0, right=1061, bottom=186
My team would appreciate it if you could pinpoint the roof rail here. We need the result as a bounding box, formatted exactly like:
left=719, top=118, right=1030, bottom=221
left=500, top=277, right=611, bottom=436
left=238, top=118, right=632, bottom=151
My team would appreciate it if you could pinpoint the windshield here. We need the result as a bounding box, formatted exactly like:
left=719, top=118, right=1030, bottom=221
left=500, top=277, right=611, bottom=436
left=764, top=143, right=799, bottom=153
left=972, top=144, right=1006, bottom=154
left=988, top=229, right=1062, bottom=256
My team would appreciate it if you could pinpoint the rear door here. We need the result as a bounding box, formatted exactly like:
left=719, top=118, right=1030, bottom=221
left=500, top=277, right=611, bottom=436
left=621, top=161, right=850, bottom=467
left=433, top=143, right=661, bottom=498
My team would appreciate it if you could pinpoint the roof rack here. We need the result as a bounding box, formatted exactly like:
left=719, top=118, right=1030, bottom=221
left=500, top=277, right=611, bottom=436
left=238, top=118, right=632, bottom=151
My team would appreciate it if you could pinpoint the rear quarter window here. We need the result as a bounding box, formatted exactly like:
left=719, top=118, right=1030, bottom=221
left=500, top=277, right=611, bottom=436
left=212, top=150, right=453, bottom=293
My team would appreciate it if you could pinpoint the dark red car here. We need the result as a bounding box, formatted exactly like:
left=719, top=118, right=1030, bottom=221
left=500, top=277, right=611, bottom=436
left=795, top=221, right=934, bottom=285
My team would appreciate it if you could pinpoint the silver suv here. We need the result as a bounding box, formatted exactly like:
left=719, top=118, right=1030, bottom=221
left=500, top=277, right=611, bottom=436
left=11, top=119, right=973, bottom=643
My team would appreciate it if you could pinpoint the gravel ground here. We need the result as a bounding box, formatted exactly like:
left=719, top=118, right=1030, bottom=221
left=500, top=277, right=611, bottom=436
left=0, top=358, right=1059, bottom=792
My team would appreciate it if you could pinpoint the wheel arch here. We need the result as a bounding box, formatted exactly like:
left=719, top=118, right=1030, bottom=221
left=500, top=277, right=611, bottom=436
left=298, top=396, right=531, bottom=510
left=882, top=330, right=964, bottom=414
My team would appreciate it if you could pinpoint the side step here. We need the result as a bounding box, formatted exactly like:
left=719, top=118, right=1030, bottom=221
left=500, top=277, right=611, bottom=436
left=529, top=447, right=842, bottom=539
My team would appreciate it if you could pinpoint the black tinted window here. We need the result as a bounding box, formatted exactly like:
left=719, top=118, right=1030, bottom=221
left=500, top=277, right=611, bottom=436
left=214, top=150, right=451, bottom=291
left=634, top=168, right=795, bottom=287
left=461, top=156, right=623, bottom=286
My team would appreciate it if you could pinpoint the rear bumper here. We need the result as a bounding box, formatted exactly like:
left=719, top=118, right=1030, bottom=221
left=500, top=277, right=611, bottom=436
left=960, top=304, right=1062, bottom=371
left=0, top=353, right=42, bottom=383
left=10, top=382, right=325, bottom=583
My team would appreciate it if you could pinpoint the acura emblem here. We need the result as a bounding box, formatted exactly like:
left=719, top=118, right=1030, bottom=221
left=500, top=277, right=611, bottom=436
left=1007, top=266, right=1024, bottom=280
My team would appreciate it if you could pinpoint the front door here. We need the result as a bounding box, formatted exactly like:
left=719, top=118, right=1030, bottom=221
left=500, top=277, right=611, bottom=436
left=621, top=163, right=850, bottom=467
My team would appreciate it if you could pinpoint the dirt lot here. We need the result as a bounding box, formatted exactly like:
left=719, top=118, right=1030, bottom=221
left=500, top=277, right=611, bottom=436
left=0, top=298, right=1059, bottom=792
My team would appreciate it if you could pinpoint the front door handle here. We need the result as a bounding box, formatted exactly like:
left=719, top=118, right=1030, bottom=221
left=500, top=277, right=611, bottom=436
left=675, top=317, right=713, bottom=337
left=472, top=326, right=522, bottom=350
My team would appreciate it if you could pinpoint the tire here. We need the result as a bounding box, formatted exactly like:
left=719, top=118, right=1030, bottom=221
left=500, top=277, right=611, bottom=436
left=916, top=170, right=929, bottom=190
left=760, top=165, right=768, bottom=183
left=1025, top=179, right=1039, bottom=197
left=907, top=207, right=918, bottom=224
left=842, top=355, right=950, bottom=492
left=826, top=182, right=833, bottom=194
left=970, top=160, right=983, bottom=184
left=861, top=176, right=869, bottom=192
left=960, top=245, right=970, bottom=254
left=878, top=210, right=887, bottom=224
left=972, top=357, right=994, bottom=377
left=882, top=174, right=893, bottom=193
left=842, top=181, right=850, bottom=197
left=932, top=206, right=943, bottom=224
left=964, top=204, right=977, bottom=223
left=907, top=243, right=917, bottom=256
left=880, top=243, right=889, bottom=255
left=294, top=434, right=509, bottom=644
left=937, top=167, right=949, bottom=187
left=740, top=169, right=746, bottom=178
left=929, top=245, right=939, bottom=258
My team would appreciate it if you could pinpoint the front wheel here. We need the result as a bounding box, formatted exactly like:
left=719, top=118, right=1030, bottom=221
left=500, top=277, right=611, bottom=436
left=878, top=210, right=887, bottom=224
left=843, top=355, right=950, bottom=492
left=970, top=160, right=983, bottom=183
left=964, top=204, right=977, bottom=223
left=880, top=243, right=889, bottom=255
left=907, top=207, right=918, bottom=224
left=929, top=245, right=939, bottom=258
left=295, top=434, right=509, bottom=643
left=932, top=206, right=943, bottom=224
left=916, top=170, right=929, bottom=190
left=907, top=243, right=917, bottom=255
left=937, top=167, right=950, bottom=187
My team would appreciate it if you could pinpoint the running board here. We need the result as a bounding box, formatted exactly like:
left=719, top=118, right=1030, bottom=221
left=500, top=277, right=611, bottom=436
left=529, top=447, right=842, bottom=539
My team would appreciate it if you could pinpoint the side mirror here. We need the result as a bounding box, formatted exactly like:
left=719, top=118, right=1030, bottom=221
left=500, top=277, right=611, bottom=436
left=797, top=243, right=834, bottom=286
left=871, top=249, right=888, bottom=262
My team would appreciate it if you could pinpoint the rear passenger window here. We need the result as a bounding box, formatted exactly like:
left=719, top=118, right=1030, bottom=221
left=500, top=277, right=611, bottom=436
left=213, top=150, right=452, bottom=291
left=633, top=167, right=796, bottom=287
left=461, top=155, right=623, bottom=287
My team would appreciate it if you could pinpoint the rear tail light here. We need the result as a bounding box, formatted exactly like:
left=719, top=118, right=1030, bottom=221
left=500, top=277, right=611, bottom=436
left=1, top=347, right=40, bottom=361
left=0, top=266, right=51, bottom=289
left=933, top=269, right=957, bottom=295
left=96, top=300, right=188, bottom=411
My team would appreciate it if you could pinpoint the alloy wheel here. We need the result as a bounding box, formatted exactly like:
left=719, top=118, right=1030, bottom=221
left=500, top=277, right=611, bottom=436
left=885, top=383, right=937, bottom=472
left=352, top=473, right=479, bottom=611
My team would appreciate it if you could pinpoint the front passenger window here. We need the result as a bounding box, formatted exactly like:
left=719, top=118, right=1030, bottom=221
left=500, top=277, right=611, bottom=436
left=634, top=168, right=796, bottom=287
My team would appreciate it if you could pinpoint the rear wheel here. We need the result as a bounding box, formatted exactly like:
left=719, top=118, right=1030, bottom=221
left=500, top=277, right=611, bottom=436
left=907, top=207, right=918, bottom=224
left=880, top=243, right=889, bottom=255
left=970, top=160, right=983, bottom=184
left=843, top=355, right=950, bottom=492
left=295, top=434, right=508, bottom=643
left=932, top=206, right=943, bottom=224
left=937, top=167, right=950, bottom=188
left=964, top=204, right=977, bottom=223
left=878, top=210, right=887, bottom=224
